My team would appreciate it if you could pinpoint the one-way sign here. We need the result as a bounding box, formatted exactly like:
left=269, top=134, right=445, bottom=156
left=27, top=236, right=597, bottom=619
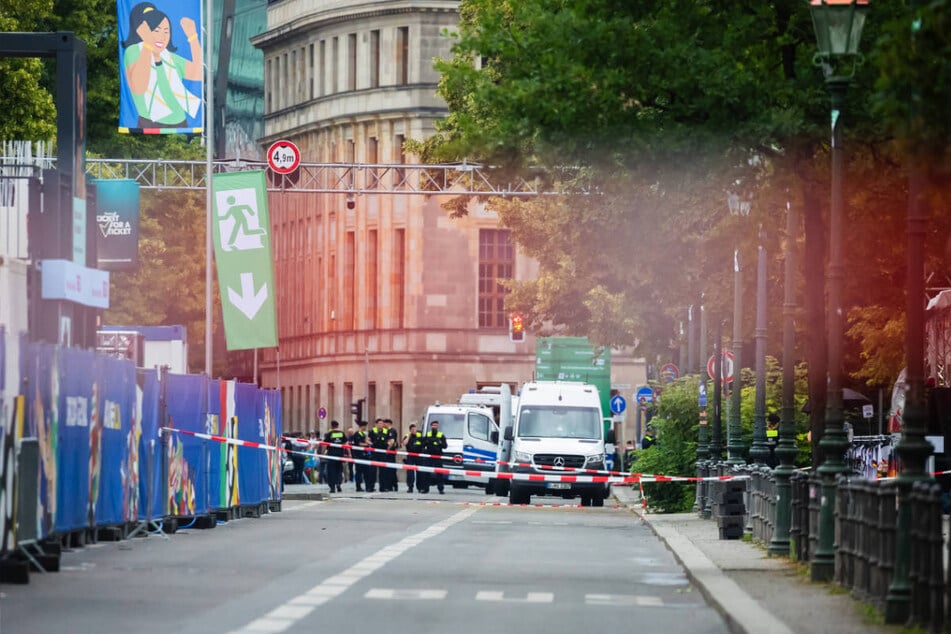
left=610, top=395, right=627, bottom=415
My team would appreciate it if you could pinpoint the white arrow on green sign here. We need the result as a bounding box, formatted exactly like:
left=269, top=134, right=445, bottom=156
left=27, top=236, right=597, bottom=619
left=212, top=170, right=278, bottom=350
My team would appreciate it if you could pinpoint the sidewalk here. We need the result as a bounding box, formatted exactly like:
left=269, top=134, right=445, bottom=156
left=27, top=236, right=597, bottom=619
left=611, top=485, right=901, bottom=634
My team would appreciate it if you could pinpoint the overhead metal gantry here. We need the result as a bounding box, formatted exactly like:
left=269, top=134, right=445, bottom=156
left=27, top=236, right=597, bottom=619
left=83, top=157, right=563, bottom=196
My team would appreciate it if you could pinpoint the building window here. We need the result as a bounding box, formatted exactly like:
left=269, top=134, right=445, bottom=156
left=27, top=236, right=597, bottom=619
left=266, top=58, right=272, bottom=112
left=393, top=228, right=405, bottom=328
left=396, top=27, right=409, bottom=85
left=319, top=40, right=326, bottom=97
left=393, top=134, right=406, bottom=188
left=332, top=37, right=339, bottom=93
left=348, top=33, right=357, bottom=91
left=370, top=30, right=380, bottom=88
left=367, top=136, right=378, bottom=188
left=478, top=229, right=514, bottom=328
left=368, top=229, right=378, bottom=329
left=308, top=43, right=315, bottom=100
left=282, top=52, right=288, bottom=108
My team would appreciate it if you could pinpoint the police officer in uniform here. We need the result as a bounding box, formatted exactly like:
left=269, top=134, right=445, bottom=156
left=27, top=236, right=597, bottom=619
left=322, top=420, right=347, bottom=492
left=370, top=418, right=389, bottom=491
left=423, top=420, right=448, bottom=494
left=352, top=420, right=372, bottom=492
left=403, top=424, right=425, bottom=493
left=380, top=418, right=399, bottom=492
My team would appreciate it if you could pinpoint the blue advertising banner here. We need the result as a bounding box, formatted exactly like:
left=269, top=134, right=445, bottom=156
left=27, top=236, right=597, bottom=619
left=95, top=355, right=135, bottom=526
left=137, top=369, right=163, bottom=521
left=117, top=0, right=204, bottom=134
left=57, top=347, right=97, bottom=533
left=164, top=373, right=204, bottom=516
left=235, top=382, right=265, bottom=505
left=93, top=179, right=140, bottom=270
left=205, top=379, right=225, bottom=510
left=23, top=340, right=57, bottom=540
left=260, top=388, right=282, bottom=501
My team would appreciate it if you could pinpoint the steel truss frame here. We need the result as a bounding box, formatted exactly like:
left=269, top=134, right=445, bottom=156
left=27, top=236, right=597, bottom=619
left=83, top=157, right=567, bottom=196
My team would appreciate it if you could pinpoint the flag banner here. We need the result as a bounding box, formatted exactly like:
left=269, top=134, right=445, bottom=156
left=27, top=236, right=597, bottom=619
left=117, top=0, right=204, bottom=135
left=93, top=179, right=140, bottom=270
left=212, top=171, right=278, bottom=350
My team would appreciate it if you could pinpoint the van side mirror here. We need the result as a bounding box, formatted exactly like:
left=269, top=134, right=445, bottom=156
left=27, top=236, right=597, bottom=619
left=504, top=426, right=513, bottom=441
left=605, top=430, right=616, bottom=444
left=491, top=430, right=499, bottom=444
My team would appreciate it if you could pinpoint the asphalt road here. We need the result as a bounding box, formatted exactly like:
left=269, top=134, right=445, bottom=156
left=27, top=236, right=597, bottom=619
left=0, top=489, right=731, bottom=634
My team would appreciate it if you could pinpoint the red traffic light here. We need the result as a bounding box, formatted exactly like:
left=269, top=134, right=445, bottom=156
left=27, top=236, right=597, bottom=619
left=509, top=313, right=525, bottom=342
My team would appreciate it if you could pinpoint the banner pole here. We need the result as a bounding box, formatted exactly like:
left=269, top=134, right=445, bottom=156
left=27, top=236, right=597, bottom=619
left=204, top=0, right=215, bottom=377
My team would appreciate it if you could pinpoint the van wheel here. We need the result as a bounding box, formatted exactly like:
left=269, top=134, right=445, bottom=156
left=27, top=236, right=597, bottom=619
left=485, top=482, right=494, bottom=495
left=495, top=481, right=509, bottom=496
left=593, top=496, right=604, bottom=507
left=509, top=488, right=529, bottom=505
left=580, top=496, right=592, bottom=507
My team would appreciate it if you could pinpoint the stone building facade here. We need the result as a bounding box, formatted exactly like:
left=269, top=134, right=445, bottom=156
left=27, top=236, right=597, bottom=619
left=252, top=0, right=645, bottom=441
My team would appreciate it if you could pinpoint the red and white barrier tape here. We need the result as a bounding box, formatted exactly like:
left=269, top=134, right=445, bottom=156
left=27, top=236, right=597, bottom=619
left=163, top=428, right=747, bottom=484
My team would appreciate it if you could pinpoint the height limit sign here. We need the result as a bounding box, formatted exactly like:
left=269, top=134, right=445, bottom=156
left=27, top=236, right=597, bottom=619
left=267, top=140, right=301, bottom=175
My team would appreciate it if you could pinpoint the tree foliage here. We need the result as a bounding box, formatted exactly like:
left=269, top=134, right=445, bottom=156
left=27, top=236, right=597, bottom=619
left=426, top=1, right=951, bottom=422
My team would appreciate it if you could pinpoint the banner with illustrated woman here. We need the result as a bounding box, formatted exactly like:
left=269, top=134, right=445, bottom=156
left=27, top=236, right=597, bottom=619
left=117, top=0, right=203, bottom=134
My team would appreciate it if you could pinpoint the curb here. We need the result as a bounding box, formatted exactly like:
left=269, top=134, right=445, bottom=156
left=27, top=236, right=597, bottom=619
left=281, top=492, right=329, bottom=501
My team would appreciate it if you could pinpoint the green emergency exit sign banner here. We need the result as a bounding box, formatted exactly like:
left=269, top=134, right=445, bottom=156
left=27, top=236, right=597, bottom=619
left=212, top=170, right=278, bottom=350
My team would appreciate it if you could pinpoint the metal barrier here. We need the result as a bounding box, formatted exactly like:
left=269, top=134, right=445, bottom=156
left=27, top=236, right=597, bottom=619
left=908, top=481, right=944, bottom=632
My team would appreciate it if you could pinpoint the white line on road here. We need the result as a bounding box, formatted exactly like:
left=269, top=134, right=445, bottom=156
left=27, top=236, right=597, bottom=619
left=230, top=507, right=478, bottom=633
left=475, top=591, right=554, bottom=603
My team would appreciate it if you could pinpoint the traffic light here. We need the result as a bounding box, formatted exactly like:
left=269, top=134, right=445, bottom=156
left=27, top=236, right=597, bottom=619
left=350, top=398, right=365, bottom=424
left=509, top=313, right=525, bottom=343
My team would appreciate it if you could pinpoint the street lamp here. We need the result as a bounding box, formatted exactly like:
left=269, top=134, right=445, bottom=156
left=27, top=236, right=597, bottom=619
left=749, top=228, right=769, bottom=465
left=726, top=192, right=749, bottom=466
left=885, top=1, right=933, bottom=623
left=769, top=201, right=800, bottom=557
left=808, top=0, right=870, bottom=583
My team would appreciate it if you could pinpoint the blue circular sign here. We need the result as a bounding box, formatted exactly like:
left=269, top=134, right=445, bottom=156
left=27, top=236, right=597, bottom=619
left=635, top=386, right=654, bottom=404
left=610, top=395, right=627, bottom=415
left=318, top=407, right=327, bottom=420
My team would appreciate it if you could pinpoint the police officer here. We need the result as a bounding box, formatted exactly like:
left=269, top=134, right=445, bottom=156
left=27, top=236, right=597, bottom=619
left=641, top=426, right=656, bottom=450
left=403, top=424, right=425, bottom=493
left=322, top=420, right=347, bottom=492
left=423, top=420, right=448, bottom=494
left=380, top=418, right=399, bottom=492
left=766, top=413, right=780, bottom=468
left=352, top=420, right=372, bottom=492
left=370, top=418, right=389, bottom=491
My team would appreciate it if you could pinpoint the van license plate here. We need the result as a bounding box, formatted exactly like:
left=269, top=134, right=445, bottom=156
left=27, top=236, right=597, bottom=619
left=547, top=482, right=570, bottom=490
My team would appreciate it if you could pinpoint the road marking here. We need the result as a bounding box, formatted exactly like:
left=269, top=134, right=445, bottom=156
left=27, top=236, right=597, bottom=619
left=475, top=591, right=554, bottom=603
left=230, top=507, right=477, bottom=633
left=365, top=589, right=447, bottom=600
left=586, top=594, right=665, bottom=607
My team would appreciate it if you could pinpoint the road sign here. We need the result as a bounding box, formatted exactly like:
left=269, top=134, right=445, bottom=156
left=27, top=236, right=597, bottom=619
left=212, top=170, right=278, bottom=350
left=698, top=382, right=708, bottom=407
left=707, top=351, right=735, bottom=383
left=660, top=363, right=680, bottom=383
left=318, top=407, right=327, bottom=420
left=266, top=140, right=301, bottom=175
left=635, top=386, right=653, bottom=408
left=610, top=395, right=627, bottom=415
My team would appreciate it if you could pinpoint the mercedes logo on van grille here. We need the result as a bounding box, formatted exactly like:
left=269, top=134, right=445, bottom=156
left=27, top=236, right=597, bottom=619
left=553, top=457, right=566, bottom=468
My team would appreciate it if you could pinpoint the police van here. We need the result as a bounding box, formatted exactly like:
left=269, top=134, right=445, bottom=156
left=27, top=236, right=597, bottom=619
left=422, top=403, right=499, bottom=492
left=496, top=381, right=614, bottom=507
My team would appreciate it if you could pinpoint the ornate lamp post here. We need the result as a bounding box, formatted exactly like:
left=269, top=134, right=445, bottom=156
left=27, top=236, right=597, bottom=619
left=769, top=201, right=800, bottom=557
left=749, top=228, right=770, bottom=464
left=808, top=0, right=870, bottom=583
left=885, top=2, right=933, bottom=623
left=726, top=193, right=749, bottom=465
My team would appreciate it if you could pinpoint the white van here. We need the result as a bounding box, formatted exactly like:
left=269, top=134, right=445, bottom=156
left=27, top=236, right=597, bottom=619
left=496, top=381, right=613, bottom=507
left=422, top=403, right=499, bottom=491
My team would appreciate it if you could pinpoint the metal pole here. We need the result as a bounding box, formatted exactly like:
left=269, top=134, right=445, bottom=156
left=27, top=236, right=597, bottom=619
left=712, top=323, right=723, bottom=462
left=726, top=250, right=745, bottom=464
left=204, top=0, right=215, bottom=376
left=688, top=305, right=696, bottom=375
left=750, top=239, right=769, bottom=463
left=886, top=158, right=933, bottom=622
left=770, top=200, right=798, bottom=557
left=812, top=77, right=850, bottom=582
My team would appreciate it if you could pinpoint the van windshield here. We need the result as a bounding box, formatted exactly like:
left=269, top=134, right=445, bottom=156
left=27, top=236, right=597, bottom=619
left=426, top=413, right=464, bottom=439
left=516, top=406, right=602, bottom=439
